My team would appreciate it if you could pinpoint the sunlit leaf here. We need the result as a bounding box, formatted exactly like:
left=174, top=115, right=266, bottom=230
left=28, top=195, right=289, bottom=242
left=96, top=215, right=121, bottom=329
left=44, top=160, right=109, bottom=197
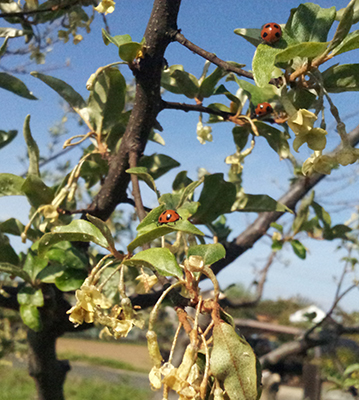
left=322, top=64, right=359, bottom=92
left=138, top=153, right=180, bottom=180
left=210, top=321, right=261, bottom=400
left=329, top=0, right=355, bottom=51
left=255, top=121, right=290, bottom=159
left=286, top=3, right=336, bottom=42
left=233, top=28, right=262, bottom=47
left=124, top=247, right=183, bottom=279
left=20, top=304, right=42, bottom=331
left=31, top=72, right=86, bottom=113
left=22, top=175, right=53, bottom=208
left=86, top=214, right=115, bottom=251
left=18, top=286, right=44, bottom=307
left=0, top=173, right=24, bottom=197
left=37, top=219, right=109, bottom=256
left=234, top=194, right=292, bottom=213
left=253, top=44, right=282, bottom=87
left=187, top=243, right=226, bottom=266
left=275, top=42, right=328, bottom=63
left=126, top=167, right=158, bottom=194
left=332, top=30, right=359, bottom=55
left=23, top=115, right=40, bottom=176
left=171, top=69, right=199, bottom=99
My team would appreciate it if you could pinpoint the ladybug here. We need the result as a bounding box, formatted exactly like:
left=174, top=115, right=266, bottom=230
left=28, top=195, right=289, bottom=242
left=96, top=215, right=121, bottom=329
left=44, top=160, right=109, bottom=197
left=158, top=210, right=181, bottom=225
left=255, top=102, right=273, bottom=117
left=261, top=23, right=282, bottom=44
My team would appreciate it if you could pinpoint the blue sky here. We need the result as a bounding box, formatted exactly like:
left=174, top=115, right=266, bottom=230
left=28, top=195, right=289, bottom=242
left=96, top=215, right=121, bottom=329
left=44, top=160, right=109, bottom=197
left=1, top=0, right=359, bottom=311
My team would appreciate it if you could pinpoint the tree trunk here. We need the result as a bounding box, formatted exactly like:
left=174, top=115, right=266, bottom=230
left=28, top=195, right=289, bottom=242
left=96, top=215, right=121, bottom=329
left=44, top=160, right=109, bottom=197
left=27, top=329, right=70, bottom=400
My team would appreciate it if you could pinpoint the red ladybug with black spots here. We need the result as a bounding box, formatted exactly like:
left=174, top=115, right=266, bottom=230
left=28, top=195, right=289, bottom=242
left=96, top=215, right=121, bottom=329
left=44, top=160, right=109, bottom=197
left=255, top=102, right=273, bottom=117
left=261, top=23, right=282, bottom=44
left=158, top=210, right=181, bottom=225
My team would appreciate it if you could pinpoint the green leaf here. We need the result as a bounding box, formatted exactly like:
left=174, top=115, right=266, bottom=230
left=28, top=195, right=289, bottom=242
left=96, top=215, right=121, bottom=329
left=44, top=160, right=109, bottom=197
left=138, top=154, right=180, bottom=180
left=55, top=268, right=87, bottom=291
left=171, top=69, right=199, bottom=99
left=0, top=218, right=37, bottom=241
left=0, top=262, right=31, bottom=283
left=0, top=27, right=27, bottom=38
left=22, top=175, right=53, bottom=208
left=311, top=201, right=331, bottom=227
left=23, top=251, right=48, bottom=282
left=198, top=67, right=229, bottom=99
left=102, top=30, right=132, bottom=47
left=332, top=30, right=359, bottom=56
left=337, top=0, right=359, bottom=24
left=329, top=1, right=355, bottom=52
left=192, top=174, right=237, bottom=224
left=322, top=64, right=359, bottom=92
left=31, top=72, right=86, bottom=114
left=238, top=80, right=277, bottom=105
left=270, top=222, right=283, bottom=233
left=119, top=42, right=142, bottom=63
left=0, top=36, right=9, bottom=57
left=123, top=248, right=183, bottom=279
left=234, top=194, right=292, bottom=213
left=290, top=239, right=306, bottom=259
left=0, top=129, right=17, bottom=150
left=210, top=321, right=261, bottom=400
left=254, top=121, right=290, bottom=159
left=37, top=219, right=109, bottom=256
left=0, top=72, right=37, bottom=100
left=0, top=173, right=24, bottom=197
left=86, top=214, right=115, bottom=251
left=286, top=3, right=336, bottom=43
left=177, top=178, right=204, bottom=209
left=44, top=243, right=87, bottom=270
left=253, top=44, right=282, bottom=87
left=36, top=264, right=65, bottom=283
left=323, top=224, right=351, bottom=240
left=272, top=240, right=283, bottom=251
left=87, top=68, right=127, bottom=134
left=187, top=243, right=226, bottom=266
left=275, top=42, right=328, bottom=63
left=232, top=126, right=250, bottom=152
left=126, top=167, right=158, bottom=194
left=128, top=219, right=204, bottom=253
left=23, top=115, right=40, bottom=176
left=234, top=28, right=262, bottom=47
left=161, top=65, right=186, bottom=94
left=172, top=171, right=193, bottom=193
left=18, top=286, right=44, bottom=307
left=0, top=234, right=19, bottom=265
left=20, top=304, right=42, bottom=332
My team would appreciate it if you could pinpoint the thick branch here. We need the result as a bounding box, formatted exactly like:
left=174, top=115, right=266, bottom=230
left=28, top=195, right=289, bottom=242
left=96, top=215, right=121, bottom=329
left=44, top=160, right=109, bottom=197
left=211, top=124, right=359, bottom=277
left=88, top=0, right=182, bottom=221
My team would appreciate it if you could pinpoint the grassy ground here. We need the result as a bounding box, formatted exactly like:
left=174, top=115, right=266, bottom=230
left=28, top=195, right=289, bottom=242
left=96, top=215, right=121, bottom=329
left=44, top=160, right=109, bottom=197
left=59, top=351, right=149, bottom=373
left=0, top=366, right=151, bottom=400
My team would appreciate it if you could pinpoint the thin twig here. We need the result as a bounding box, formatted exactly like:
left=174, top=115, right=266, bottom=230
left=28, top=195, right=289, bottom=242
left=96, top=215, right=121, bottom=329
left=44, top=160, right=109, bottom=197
left=161, top=100, right=234, bottom=119
left=174, top=31, right=254, bottom=81
left=129, top=151, right=147, bottom=222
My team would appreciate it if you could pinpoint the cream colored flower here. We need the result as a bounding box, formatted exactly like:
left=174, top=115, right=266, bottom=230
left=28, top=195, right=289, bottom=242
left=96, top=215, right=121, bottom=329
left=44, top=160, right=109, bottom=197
left=197, top=120, right=213, bottom=144
left=94, top=0, right=115, bottom=14
left=135, top=273, right=158, bottom=294
left=293, top=127, right=327, bottom=153
left=336, top=146, right=359, bottom=166
left=149, top=366, right=162, bottom=390
left=288, top=109, right=317, bottom=136
left=67, top=284, right=111, bottom=325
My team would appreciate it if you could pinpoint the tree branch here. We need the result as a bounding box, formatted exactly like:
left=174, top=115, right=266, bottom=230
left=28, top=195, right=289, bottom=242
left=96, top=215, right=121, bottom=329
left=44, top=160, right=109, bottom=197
left=88, top=0, right=182, bottom=221
left=211, top=124, right=359, bottom=277
left=174, top=31, right=254, bottom=81
left=161, top=99, right=234, bottom=119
